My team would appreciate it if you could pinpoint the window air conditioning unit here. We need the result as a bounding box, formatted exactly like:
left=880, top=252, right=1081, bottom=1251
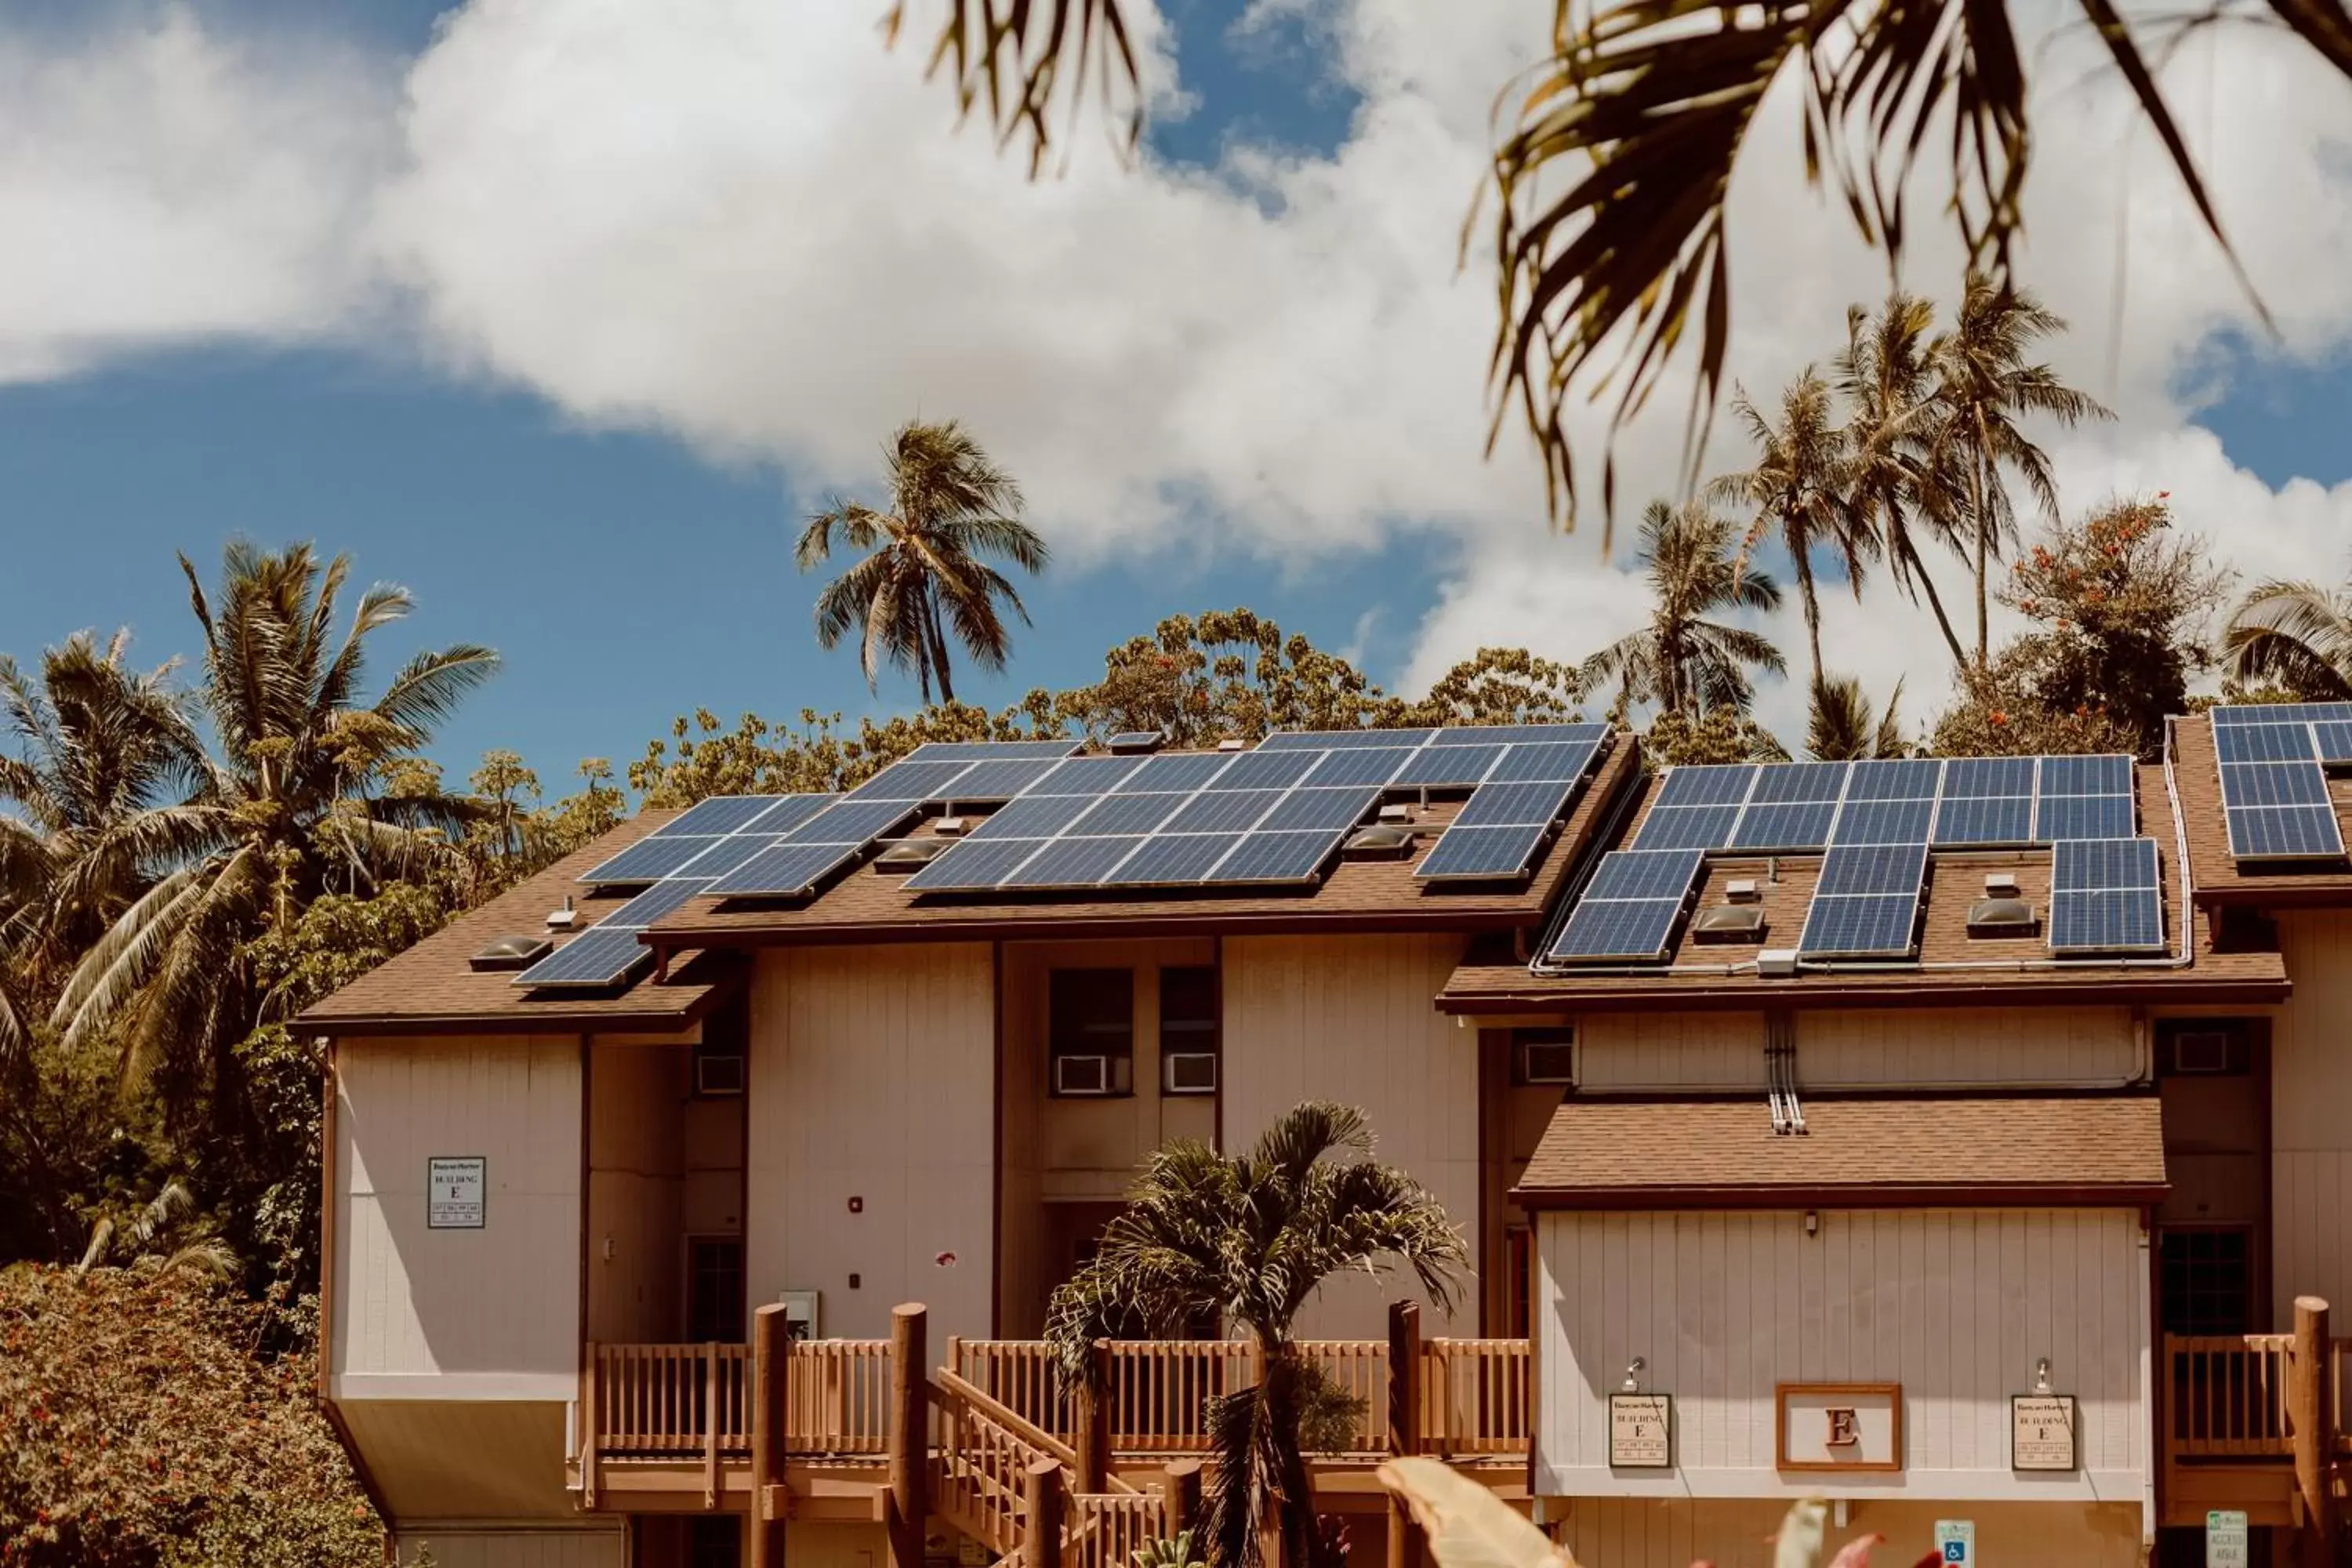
left=777, top=1289, right=821, bottom=1341
left=1516, top=1036, right=1576, bottom=1085
left=1054, top=1054, right=1112, bottom=1095
left=695, top=1052, right=746, bottom=1097
left=2172, top=1030, right=2233, bottom=1074
left=1163, top=1051, right=1219, bottom=1095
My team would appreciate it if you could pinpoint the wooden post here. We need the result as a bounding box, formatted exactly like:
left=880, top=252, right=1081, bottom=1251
left=1386, top=1302, right=1424, bottom=1568
left=1076, top=1338, right=1112, bottom=1494
left=2292, top=1296, right=2335, bottom=1568
left=582, top=1341, right=600, bottom=1510
left=1163, top=1458, right=1202, bottom=1543
left=705, top=1342, right=723, bottom=1510
left=751, top=1305, right=788, bottom=1568
left=888, top=1305, right=929, bottom=1568
left=1025, top=1457, right=1065, bottom=1568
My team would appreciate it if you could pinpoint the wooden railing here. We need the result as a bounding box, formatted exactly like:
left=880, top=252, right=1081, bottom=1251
left=784, top=1338, right=894, bottom=1455
left=1423, top=1338, right=1533, bottom=1456
left=933, top=1370, right=1069, bottom=1555
left=589, top=1341, right=753, bottom=1458
left=1066, top=1492, right=1171, bottom=1568
left=2166, top=1334, right=2294, bottom=1457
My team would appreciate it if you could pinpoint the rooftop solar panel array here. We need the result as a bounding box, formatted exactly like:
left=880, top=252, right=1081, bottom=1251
left=1544, top=848, right=1706, bottom=962
left=2048, top=836, right=2165, bottom=953
left=2209, top=704, right=2352, bottom=863
left=1796, top=842, right=1929, bottom=958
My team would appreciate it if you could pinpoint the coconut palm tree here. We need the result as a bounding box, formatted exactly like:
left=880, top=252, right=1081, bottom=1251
left=797, top=420, right=1050, bottom=704
left=1579, top=501, right=1786, bottom=720
left=46, top=543, right=497, bottom=1109
left=1836, top=294, right=1970, bottom=670
left=1927, top=280, right=2111, bottom=670
left=1806, top=676, right=1908, bottom=761
left=1045, top=1102, right=1466, bottom=1568
left=2223, top=579, right=2352, bottom=699
left=0, top=631, right=209, bottom=1072
left=1708, top=369, right=1872, bottom=689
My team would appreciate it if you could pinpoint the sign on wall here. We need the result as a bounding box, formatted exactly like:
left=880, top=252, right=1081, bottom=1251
left=2011, top=1393, right=2078, bottom=1471
left=426, top=1156, right=486, bottom=1229
left=1933, top=1520, right=1975, bottom=1567
left=2205, top=1509, right=2249, bottom=1568
left=1775, top=1383, right=1904, bottom=1472
left=1607, top=1394, right=1672, bottom=1468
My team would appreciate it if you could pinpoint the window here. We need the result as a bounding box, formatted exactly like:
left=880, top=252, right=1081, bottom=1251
left=686, top=1237, right=746, bottom=1343
left=1160, top=966, right=1219, bottom=1095
left=2155, top=1018, right=2252, bottom=1076
left=2160, top=1226, right=2253, bottom=1336
left=1050, top=968, right=1134, bottom=1096
left=1510, top=1027, right=1575, bottom=1086
left=688, top=1515, right=742, bottom=1568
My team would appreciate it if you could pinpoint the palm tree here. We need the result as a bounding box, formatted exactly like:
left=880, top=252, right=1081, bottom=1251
left=2223, top=579, right=2352, bottom=699
left=797, top=420, right=1050, bottom=704
left=1045, top=1102, right=1466, bottom=1568
left=1806, top=675, right=1907, bottom=760
left=1579, top=501, right=1786, bottom=720
left=47, top=543, right=497, bottom=1108
left=0, top=631, right=209, bottom=1072
left=1708, top=369, right=1872, bottom=688
left=1836, top=294, right=1969, bottom=670
left=1927, top=280, right=2111, bottom=670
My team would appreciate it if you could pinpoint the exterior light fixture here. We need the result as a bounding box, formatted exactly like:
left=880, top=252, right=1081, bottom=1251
left=2034, top=1357, right=2053, bottom=1395
left=1622, top=1356, right=1645, bottom=1393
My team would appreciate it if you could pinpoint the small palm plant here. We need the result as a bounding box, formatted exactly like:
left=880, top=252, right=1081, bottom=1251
left=1131, top=1533, right=1205, bottom=1568
left=1047, top=1103, right=1467, bottom=1568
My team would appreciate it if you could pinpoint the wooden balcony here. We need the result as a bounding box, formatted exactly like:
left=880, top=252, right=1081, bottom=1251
left=2158, top=1312, right=2350, bottom=1532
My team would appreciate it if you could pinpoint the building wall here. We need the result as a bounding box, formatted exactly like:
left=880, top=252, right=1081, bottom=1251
left=1575, top=1007, right=2141, bottom=1093
left=746, top=943, right=996, bottom=1342
left=337, top=1398, right=579, bottom=1520
left=1552, top=1498, right=2144, bottom=1568
left=389, top=1526, right=624, bottom=1568
left=1533, top=1208, right=2151, bottom=1504
left=1222, top=932, right=1478, bottom=1337
left=332, top=1034, right=583, bottom=1398
left=586, top=1041, right=688, bottom=1345
left=2271, top=910, right=2352, bottom=1323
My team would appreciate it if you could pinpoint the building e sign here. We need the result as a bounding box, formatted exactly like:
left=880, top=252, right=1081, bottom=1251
left=427, top=1156, right=486, bottom=1229
left=2205, top=1509, right=2249, bottom=1568
left=1776, top=1383, right=1904, bottom=1472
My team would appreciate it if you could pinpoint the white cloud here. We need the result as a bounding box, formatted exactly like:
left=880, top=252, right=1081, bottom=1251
left=8, top=0, right=2352, bottom=745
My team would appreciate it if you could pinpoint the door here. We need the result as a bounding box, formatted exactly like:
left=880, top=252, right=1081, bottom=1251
left=685, top=1236, right=746, bottom=1343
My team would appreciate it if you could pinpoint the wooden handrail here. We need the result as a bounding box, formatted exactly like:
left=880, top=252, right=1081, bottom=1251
left=1421, top=1339, right=1532, bottom=1456
left=586, top=1339, right=890, bottom=1461
left=2165, top=1333, right=2295, bottom=1457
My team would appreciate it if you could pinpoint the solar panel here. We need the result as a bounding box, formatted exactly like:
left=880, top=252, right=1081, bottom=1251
left=1391, top=745, right=1503, bottom=788
left=845, top=760, right=975, bottom=800
left=1633, top=804, right=1743, bottom=851
left=1116, top=753, right=1232, bottom=793
left=2217, top=761, right=2331, bottom=808
left=1163, top=789, right=1284, bottom=834
left=2317, top=720, right=2352, bottom=764
left=1255, top=728, right=1435, bottom=750
left=2034, top=794, right=2136, bottom=842
left=1260, top=786, right=1380, bottom=832
left=782, top=800, right=921, bottom=845
left=1003, top=834, right=1146, bottom=887
left=706, top=840, right=868, bottom=898
left=1065, top=792, right=1189, bottom=837
left=1843, top=757, right=1943, bottom=800
left=511, top=926, right=653, bottom=989
left=2204, top=710, right=2347, bottom=865
left=1542, top=848, right=1704, bottom=962
left=2038, top=753, right=2134, bottom=796
left=1427, top=722, right=1608, bottom=746
left=1414, top=823, right=1550, bottom=881
left=1933, top=793, right=2034, bottom=846
left=1796, top=892, right=1921, bottom=957
left=967, top=794, right=1102, bottom=840
left=1303, top=747, right=1415, bottom=787
left=1033, top=755, right=1150, bottom=794
left=1103, top=833, right=1240, bottom=886
left=602, top=877, right=719, bottom=928
left=662, top=794, right=804, bottom=836
left=2049, top=837, right=2164, bottom=954
left=1830, top=797, right=1935, bottom=845
left=1454, top=779, right=1579, bottom=827
left=1750, top=761, right=1850, bottom=804
left=902, top=837, right=1046, bottom=891
left=1942, top=757, right=2036, bottom=797
left=1654, top=764, right=1758, bottom=808
left=2226, top=804, right=2346, bottom=861
left=1486, top=740, right=1600, bottom=783
left=1214, top=829, right=1342, bottom=884
left=1816, top=842, right=1928, bottom=896
left=939, top=757, right=1063, bottom=800
left=581, top=834, right=729, bottom=886
left=1206, top=750, right=1323, bottom=790
left=904, top=739, right=1083, bottom=762
left=2213, top=722, right=2317, bottom=764
left=677, top=834, right=791, bottom=880
left=1728, top=800, right=1838, bottom=851
left=2212, top=702, right=2352, bottom=727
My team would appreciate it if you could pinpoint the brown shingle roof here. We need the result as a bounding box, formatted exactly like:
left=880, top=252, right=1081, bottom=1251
left=1512, top=1095, right=2168, bottom=1208
left=2171, top=712, right=2352, bottom=906
left=297, top=810, right=740, bottom=1038
left=1439, top=759, right=2290, bottom=1011
left=636, top=735, right=1642, bottom=951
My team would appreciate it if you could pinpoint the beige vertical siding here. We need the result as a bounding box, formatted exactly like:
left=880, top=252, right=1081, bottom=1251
left=1555, top=1499, right=2143, bottom=1568
left=390, top=1527, right=624, bottom=1568
left=1575, top=1008, right=2139, bottom=1091
left=746, top=944, right=996, bottom=1341
left=333, top=1035, right=582, bottom=1396
left=586, top=1042, right=686, bottom=1344
left=1222, top=933, right=1477, bottom=1337
left=2272, top=911, right=2352, bottom=1321
left=1534, top=1208, right=2150, bottom=1503
left=338, top=1398, right=578, bottom=1519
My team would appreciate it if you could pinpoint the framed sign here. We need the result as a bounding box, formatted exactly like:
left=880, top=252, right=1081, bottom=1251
left=1608, top=1394, right=1673, bottom=1468
left=1776, top=1383, right=1903, bottom=1472
left=2011, top=1394, right=2078, bottom=1472
left=427, top=1156, right=486, bottom=1229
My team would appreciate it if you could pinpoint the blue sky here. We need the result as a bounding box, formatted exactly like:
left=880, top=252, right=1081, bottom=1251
left=4, top=0, right=2350, bottom=797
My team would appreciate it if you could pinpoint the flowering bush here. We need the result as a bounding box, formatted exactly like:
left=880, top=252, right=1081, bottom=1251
left=0, top=1264, right=382, bottom=1568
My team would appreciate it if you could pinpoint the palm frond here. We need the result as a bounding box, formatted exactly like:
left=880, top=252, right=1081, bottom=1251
left=885, top=0, right=1143, bottom=177
left=372, top=644, right=503, bottom=739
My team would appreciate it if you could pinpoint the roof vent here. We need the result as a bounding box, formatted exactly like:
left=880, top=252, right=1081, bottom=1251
left=1216, top=737, right=1248, bottom=753
left=1377, top=803, right=1414, bottom=826
left=1723, top=877, right=1761, bottom=902
left=470, top=934, right=554, bottom=972
left=1984, top=871, right=2021, bottom=898
left=1109, top=730, right=1166, bottom=755
left=875, top=839, right=953, bottom=873
left=1693, top=904, right=1767, bottom=941
left=1343, top=823, right=1417, bottom=860
left=545, top=895, right=578, bottom=932
left=1967, top=897, right=2037, bottom=935
left=935, top=815, right=971, bottom=837
left=1756, top=948, right=1800, bottom=978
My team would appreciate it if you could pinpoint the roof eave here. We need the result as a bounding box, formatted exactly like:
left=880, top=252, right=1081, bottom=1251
left=1510, top=1181, right=2172, bottom=1210
left=1439, top=973, right=2291, bottom=1014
